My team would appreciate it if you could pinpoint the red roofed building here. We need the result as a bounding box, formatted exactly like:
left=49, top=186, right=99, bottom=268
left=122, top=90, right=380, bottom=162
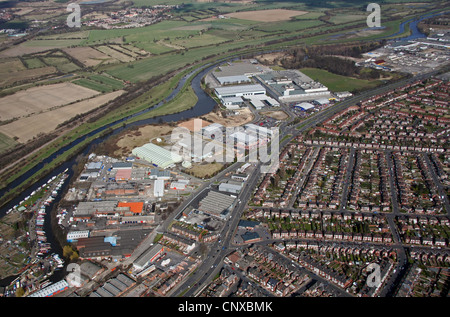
left=118, top=202, right=144, bottom=214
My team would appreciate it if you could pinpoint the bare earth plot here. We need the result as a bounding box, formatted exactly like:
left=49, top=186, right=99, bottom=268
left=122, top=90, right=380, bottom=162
left=260, top=110, right=289, bottom=120
left=114, top=124, right=175, bottom=157
left=0, top=90, right=125, bottom=142
left=201, top=107, right=254, bottom=127
left=63, top=46, right=116, bottom=67
left=224, top=9, right=308, bottom=22
left=0, top=82, right=99, bottom=121
left=177, top=118, right=210, bottom=132
left=95, top=45, right=134, bottom=63
left=0, top=58, right=56, bottom=87
left=0, top=39, right=83, bottom=57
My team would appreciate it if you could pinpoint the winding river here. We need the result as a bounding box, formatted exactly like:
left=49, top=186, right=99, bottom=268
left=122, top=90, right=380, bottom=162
left=388, top=10, right=449, bottom=41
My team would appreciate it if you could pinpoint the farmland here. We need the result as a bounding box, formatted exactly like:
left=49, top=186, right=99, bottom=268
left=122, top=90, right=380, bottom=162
left=0, top=82, right=99, bottom=122
left=224, top=9, right=309, bottom=22
left=63, top=46, right=116, bottom=67
left=0, top=89, right=125, bottom=142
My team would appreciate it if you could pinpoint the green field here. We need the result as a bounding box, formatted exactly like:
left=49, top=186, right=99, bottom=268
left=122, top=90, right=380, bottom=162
left=88, top=74, right=124, bottom=90
left=73, top=78, right=113, bottom=93
left=300, top=67, right=382, bottom=92
left=0, top=132, right=17, bottom=154
left=22, top=57, right=46, bottom=69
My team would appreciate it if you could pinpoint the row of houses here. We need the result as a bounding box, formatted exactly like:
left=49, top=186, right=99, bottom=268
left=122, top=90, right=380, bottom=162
left=404, top=235, right=447, bottom=247
left=346, top=151, right=391, bottom=212
left=296, top=147, right=347, bottom=210
left=409, top=249, right=450, bottom=264
left=248, top=208, right=387, bottom=223
left=252, top=143, right=311, bottom=206
left=280, top=240, right=397, bottom=259
left=288, top=252, right=352, bottom=289
left=271, top=229, right=393, bottom=244
left=390, top=151, right=443, bottom=214
left=159, top=232, right=196, bottom=255
left=245, top=246, right=310, bottom=296
left=304, top=138, right=446, bottom=153
left=170, top=221, right=219, bottom=243
left=397, top=215, right=450, bottom=226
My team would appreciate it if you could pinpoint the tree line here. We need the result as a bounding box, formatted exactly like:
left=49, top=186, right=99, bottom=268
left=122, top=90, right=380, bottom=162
left=280, top=41, right=387, bottom=79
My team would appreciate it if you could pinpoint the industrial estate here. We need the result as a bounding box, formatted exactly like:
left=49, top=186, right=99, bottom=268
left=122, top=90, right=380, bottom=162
left=0, top=0, right=448, bottom=304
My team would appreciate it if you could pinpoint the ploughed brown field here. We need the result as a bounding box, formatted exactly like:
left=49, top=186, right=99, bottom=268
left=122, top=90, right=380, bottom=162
left=225, top=9, right=308, bottom=22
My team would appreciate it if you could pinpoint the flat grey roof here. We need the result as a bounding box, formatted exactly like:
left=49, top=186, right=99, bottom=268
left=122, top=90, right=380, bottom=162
left=116, top=273, right=134, bottom=287
left=198, top=190, right=236, bottom=215
left=134, top=243, right=164, bottom=268
left=215, top=84, right=266, bottom=96
left=216, top=75, right=251, bottom=84
left=74, top=201, right=118, bottom=216
left=216, top=62, right=265, bottom=77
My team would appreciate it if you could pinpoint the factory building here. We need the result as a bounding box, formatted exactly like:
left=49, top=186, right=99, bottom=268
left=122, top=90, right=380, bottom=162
left=197, top=190, right=237, bottom=219
left=247, top=94, right=280, bottom=110
left=28, top=280, right=69, bottom=297
left=221, top=96, right=245, bottom=110
left=218, top=182, right=243, bottom=194
left=67, top=230, right=90, bottom=242
left=133, top=243, right=164, bottom=271
left=132, top=143, right=182, bottom=169
left=294, top=102, right=315, bottom=111
left=214, top=74, right=252, bottom=86
left=214, top=60, right=266, bottom=78
left=201, top=123, right=224, bottom=139
left=256, top=70, right=330, bottom=102
left=214, top=84, right=266, bottom=99
left=154, top=179, right=165, bottom=198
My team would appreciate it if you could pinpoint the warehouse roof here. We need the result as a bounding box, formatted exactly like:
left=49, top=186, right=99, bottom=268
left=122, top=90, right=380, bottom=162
left=215, top=75, right=251, bottom=85
left=132, top=143, right=182, bottom=169
left=296, top=102, right=315, bottom=110
left=198, top=190, right=236, bottom=215
left=154, top=179, right=165, bottom=197
left=74, top=201, right=118, bottom=216
left=241, top=231, right=260, bottom=242
left=112, top=162, right=133, bottom=169
left=219, top=182, right=242, bottom=193
left=117, top=202, right=144, bottom=214
left=215, top=84, right=266, bottom=97
left=134, top=243, right=164, bottom=270
left=115, top=168, right=132, bottom=180
left=86, top=162, right=102, bottom=170
left=216, top=62, right=265, bottom=77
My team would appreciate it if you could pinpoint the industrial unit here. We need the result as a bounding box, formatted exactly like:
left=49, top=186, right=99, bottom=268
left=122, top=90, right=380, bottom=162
left=133, top=243, right=164, bottom=271
left=214, top=74, right=252, bottom=86
left=214, top=84, right=266, bottom=99
left=294, top=102, right=315, bottom=111
left=132, top=143, right=182, bottom=169
left=197, top=190, right=237, bottom=219
left=256, top=70, right=330, bottom=102
left=218, top=182, right=243, bottom=194
left=214, top=60, right=266, bottom=78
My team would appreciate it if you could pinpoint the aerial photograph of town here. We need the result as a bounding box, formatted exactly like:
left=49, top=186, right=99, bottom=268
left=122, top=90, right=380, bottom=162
left=0, top=0, right=448, bottom=308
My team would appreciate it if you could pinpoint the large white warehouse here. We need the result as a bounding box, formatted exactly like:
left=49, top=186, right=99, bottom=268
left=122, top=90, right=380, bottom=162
left=214, top=84, right=266, bottom=99
left=132, top=143, right=182, bottom=169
